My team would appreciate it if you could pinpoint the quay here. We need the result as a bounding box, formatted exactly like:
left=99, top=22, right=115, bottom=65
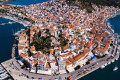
left=1, top=59, right=28, bottom=80
left=73, top=13, right=120, bottom=80
left=0, top=63, right=13, bottom=80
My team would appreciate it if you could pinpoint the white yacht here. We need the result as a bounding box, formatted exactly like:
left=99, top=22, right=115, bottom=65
left=101, top=65, right=105, bottom=69
left=113, top=66, right=118, bottom=71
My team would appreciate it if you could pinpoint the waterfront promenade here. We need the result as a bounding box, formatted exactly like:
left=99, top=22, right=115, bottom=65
left=0, top=15, right=30, bottom=27
left=1, top=43, right=119, bottom=80
left=1, top=31, right=120, bottom=80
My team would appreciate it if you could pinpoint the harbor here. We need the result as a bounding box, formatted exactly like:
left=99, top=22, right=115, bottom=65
left=1, top=14, right=120, bottom=80
left=1, top=59, right=28, bottom=80
left=0, top=0, right=120, bottom=80
left=0, top=63, right=13, bottom=80
left=0, top=17, right=26, bottom=80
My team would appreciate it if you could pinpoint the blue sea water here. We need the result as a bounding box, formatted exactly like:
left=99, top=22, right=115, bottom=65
left=0, top=17, right=26, bottom=63
left=4, top=0, right=48, bottom=5
left=79, top=15, right=120, bottom=80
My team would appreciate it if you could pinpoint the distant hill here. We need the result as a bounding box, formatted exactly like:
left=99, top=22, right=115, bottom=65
left=66, top=0, right=120, bottom=13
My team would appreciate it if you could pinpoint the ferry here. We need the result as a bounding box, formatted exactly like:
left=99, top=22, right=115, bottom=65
left=113, top=66, right=118, bottom=71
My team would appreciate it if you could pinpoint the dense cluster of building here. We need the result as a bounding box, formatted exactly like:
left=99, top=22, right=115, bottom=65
left=1, top=0, right=120, bottom=75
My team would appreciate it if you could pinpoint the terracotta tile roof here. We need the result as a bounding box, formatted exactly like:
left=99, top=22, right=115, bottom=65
left=30, top=46, right=36, bottom=52
left=45, top=62, right=50, bottom=68
left=33, top=53, right=44, bottom=57
left=63, top=46, right=69, bottom=50
left=60, top=53, right=72, bottom=57
left=103, top=38, right=111, bottom=42
left=50, top=49, right=54, bottom=53
left=39, top=60, right=44, bottom=64
left=20, top=33, right=26, bottom=37
left=64, top=59, right=72, bottom=66
left=68, top=57, right=76, bottom=63
left=74, top=48, right=91, bottom=61
left=94, top=47, right=106, bottom=53
left=19, top=53, right=28, bottom=58
left=55, top=49, right=61, bottom=52
left=18, top=46, right=25, bottom=50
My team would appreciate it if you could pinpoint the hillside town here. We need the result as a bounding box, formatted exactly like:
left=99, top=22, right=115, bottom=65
left=0, top=0, right=120, bottom=79
left=15, top=0, right=120, bottom=75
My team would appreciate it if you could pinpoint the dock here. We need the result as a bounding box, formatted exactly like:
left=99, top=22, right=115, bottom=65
left=1, top=59, right=28, bottom=80
left=0, top=62, right=13, bottom=80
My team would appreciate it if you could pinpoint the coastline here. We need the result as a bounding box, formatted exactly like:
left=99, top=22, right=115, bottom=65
left=8, top=13, right=120, bottom=80
left=0, top=15, right=30, bottom=27
left=1, top=12, right=120, bottom=80
left=76, top=13, right=120, bottom=80
left=0, top=2, right=120, bottom=80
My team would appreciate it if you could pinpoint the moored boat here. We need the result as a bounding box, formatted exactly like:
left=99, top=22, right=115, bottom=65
left=113, top=66, right=118, bottom=71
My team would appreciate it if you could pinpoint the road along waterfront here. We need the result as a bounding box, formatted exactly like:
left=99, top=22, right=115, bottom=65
left=79, top=14, right=120, bottom=80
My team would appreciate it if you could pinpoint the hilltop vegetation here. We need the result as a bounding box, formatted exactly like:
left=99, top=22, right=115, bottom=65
left=66, top=0, right=120, bottom=13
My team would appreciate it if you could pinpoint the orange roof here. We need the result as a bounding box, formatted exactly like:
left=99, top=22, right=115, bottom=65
left=55, top=49, right=61, bottom=52
left=74, top=48, right=91, bottom=61
left=103, top=38, right=111, bottom=42
left=45, top=62, right=50, bottom=68
left=74, top=49, right=80, bottom=51
left=85, top=42, right=92, bottom=48
left=20, top=33, right=26, bottom=37
left=33, top=53, right=44, bottom=57
left=68, top=76, right=72, bottom=80
left=68, top=57, right=76, bottom=63
left=39, top=60, right=44, bottom=64
left=60, top=53, right=72, bottom=57
left=41, top=32, right=47, bottom=35
left=18, top=46, right=25, bottom=50
left=64, top=59, right=72, bottom=66
left=30, top=45, right=35, bottom=52
left=71, top=39, right=76, bottom=42
left=94, top=47, right=106, bottom=53
left=19, top=53, right=28, bottom=58
left=50, top=49, right=54, bottom=53
left=63, top=46, right=69, bottom=50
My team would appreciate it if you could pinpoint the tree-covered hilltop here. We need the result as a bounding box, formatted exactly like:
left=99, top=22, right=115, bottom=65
left=66, top=0, right=120, bottom=13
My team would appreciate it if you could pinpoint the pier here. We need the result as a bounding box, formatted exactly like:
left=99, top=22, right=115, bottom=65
left=0, top=63, right=13, bottom=80
left=1, top=59, right=27, bottom=80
